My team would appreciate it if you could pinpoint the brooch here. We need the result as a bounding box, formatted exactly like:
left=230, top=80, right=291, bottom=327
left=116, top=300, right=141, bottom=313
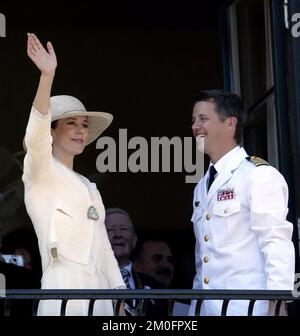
left=87, top=205, right=99, bottom=220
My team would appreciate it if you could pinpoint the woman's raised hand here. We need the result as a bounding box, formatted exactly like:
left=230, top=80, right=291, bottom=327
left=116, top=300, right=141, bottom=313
left=27, top=33, right=57, bottom=76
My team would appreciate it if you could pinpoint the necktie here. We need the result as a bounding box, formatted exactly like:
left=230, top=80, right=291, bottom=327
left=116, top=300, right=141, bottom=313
left=207, top=165, right=217, bottom=191
left=120, top=267, right=131, bottom=289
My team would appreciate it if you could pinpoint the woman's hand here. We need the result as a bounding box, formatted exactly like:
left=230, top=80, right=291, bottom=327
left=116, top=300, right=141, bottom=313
left=27, top=33, right=57, bottom=114
left=27, top=33, right=57, bottom=76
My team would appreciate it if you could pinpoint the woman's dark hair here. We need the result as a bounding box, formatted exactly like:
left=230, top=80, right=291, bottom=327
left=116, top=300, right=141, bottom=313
left=51, top=120, right=58, bottom=129
left=194, top=89, right=246, bottom=144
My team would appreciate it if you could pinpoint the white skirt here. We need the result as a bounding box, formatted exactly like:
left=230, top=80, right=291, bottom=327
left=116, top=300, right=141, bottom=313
left=38, top=259, right=114, bottom=316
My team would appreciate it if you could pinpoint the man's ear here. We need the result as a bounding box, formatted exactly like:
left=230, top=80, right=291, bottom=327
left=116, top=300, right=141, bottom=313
left=227, top=116, right=237, bottom=128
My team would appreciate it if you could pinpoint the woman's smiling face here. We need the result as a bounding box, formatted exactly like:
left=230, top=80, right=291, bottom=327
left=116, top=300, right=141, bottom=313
left=51, top=115, right=89, bottom=157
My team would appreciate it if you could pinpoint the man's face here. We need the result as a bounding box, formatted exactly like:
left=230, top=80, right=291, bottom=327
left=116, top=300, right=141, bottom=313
left=192, top=101, right=235, bottom=158
left=134, top=241, right=174, bottom=288
left=105, top=213, right=137, bottom=266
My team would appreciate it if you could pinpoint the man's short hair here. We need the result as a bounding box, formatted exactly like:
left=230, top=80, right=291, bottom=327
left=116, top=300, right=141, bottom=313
left=132, top=239, right=172, bottom=262
left=105, top=207, right=135, bottom=232
left=194, top=89, right=246, bottom=144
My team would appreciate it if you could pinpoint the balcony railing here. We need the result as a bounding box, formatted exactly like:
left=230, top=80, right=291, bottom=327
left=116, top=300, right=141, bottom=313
left=0, top=289, right=299, bottom=316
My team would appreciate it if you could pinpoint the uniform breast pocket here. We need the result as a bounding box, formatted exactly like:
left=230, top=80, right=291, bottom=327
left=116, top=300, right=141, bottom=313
left=212, top=200, right=243, bottom=244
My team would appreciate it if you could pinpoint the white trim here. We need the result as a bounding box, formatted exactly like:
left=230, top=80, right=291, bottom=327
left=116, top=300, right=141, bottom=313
left=284, top=0, right=289, bottom=29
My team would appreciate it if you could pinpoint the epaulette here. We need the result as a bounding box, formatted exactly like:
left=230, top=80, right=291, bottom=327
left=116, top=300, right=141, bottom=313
left=246, top=156, right=269, bottom=167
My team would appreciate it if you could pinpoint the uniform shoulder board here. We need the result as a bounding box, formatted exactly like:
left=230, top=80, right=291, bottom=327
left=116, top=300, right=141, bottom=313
left=246, top=156, right=269, bottom=167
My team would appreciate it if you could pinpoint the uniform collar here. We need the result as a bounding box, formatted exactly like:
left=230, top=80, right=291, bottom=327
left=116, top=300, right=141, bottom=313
left=210, top=145, right=241, bottom=175
left=206, top=146, right=248, bottom=203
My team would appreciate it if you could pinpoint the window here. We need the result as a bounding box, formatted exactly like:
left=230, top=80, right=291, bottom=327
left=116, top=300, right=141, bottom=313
left=225, top=0, right=278, bottom=166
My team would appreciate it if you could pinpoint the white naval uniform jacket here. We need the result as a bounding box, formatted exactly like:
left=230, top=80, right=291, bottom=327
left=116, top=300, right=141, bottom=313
left=22, top=107, right=124, bottom=289
left=190, top=146, right=295, bottom=316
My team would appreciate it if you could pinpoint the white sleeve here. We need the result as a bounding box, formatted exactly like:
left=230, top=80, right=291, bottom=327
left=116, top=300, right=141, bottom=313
left=100, top=223, right=126, bottom=289
left=23, top=106, right=54, bottom=183
left=249, top=165, right=295, bottom=290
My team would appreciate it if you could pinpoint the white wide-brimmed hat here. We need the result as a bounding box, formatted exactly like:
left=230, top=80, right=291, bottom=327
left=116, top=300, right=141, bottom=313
left=50, top=95, right=113, bottom=145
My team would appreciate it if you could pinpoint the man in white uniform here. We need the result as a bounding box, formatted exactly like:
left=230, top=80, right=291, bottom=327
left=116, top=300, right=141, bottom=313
left=189, top=89, right=295, bottom=316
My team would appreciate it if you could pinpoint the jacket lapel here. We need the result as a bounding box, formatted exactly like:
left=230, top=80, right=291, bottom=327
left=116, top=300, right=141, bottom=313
left=206, top=147, right=248, bottom=204
left=54, top=159, right=91, bottom=200
left=193, top=170, right=208, bottom=210
left=207, top=170, right=232, bottom=203
left=78, top=175, right=97, bottom=201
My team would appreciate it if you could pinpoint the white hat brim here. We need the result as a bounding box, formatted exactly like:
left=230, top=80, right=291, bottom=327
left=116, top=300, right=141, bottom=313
left=53, top=111, right=113, bottom=145
left=23, top=111, right=113, bottom=151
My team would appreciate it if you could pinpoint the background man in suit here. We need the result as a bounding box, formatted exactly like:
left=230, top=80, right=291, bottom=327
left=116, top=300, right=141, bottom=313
left=105, top=208, right=169, bottom=315
left=105, top=208, right=137, bottom=289
left=133, top=239, right=174, bottom=288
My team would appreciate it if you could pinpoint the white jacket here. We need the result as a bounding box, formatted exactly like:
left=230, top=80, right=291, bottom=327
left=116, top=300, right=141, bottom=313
left=189, top=146, right=295, bottom=316
left=22, top=107, right=124, bottom=289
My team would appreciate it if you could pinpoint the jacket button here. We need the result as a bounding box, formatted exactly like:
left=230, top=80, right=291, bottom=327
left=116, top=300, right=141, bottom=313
left=224, top=208, right=228, bottom=214
left=195, top=201, right=200, bottom=207
left=206, top=214, right=211, bottom=220
left=204, top=235, right=209, bottom=242
left=204, top=277, right=209, bottom=284
left=204, top=256, right=209, bottom=263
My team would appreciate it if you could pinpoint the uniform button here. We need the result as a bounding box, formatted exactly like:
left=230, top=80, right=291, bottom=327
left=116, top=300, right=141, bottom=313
left=195, top=201, right=200, bottom=207
left=206, top=214, right=211, bottom=220
left=204, top=235, right=209, bottom=242
left=204, top=277, right=209, bottom=284
left=204, top=256, right=209, bottom=263
left=224, top=208, right=228, bottom=214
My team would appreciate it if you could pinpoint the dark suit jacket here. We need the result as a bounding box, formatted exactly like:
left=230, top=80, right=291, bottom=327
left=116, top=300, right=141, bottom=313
left=125, top=270, right=169, bottom=316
